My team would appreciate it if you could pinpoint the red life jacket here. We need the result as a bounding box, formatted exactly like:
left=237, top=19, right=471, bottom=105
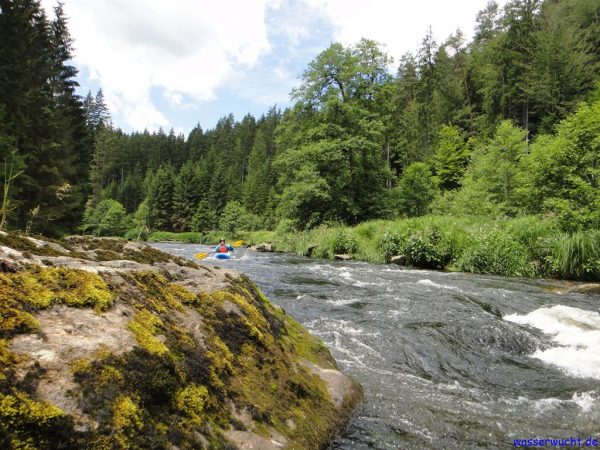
left=218, top=245, right=228, bottom=253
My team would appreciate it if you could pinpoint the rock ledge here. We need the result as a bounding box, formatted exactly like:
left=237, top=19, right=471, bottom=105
left=0, top=233, right=362, bottom=449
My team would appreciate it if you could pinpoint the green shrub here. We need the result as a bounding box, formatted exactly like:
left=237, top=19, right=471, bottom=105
left=147, top=232, right=202, bottom=243
left=378, top=231, right=405, bottom=262
left=82, top=199, right=130, bottom=237
left=456, top=229, right=534, bottom=277
left=402, top=226, right=452, bottom=270
left=124, top=227, right=149, bottom=241
left=328, top=230, right=357, bottom=254
left=219, top=201, right=250, bottom=233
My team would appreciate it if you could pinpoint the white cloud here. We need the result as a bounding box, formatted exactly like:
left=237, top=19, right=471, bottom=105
left=303, top=0, right=509, bottom=61
left=42, top=0, right=274, bottom=131
left=39, top=0, right=509, bottom=132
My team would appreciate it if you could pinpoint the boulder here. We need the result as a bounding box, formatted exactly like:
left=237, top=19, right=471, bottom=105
left=334, top=254, right=352, bottom=261
left=390, top=255, right=407, bottom=265
left=0, top=233, right=362, bottom=449
left=250, top=242, right=274, bottom=252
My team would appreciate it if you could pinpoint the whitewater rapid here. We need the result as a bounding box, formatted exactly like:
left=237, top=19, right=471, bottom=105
left=152, top=243, right=600, bottom=449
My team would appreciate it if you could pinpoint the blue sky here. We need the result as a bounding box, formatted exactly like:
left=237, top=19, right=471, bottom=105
left=41, top=0, right=507, bottom=136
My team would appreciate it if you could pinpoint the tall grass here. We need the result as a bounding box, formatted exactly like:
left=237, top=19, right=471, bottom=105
left=547, top=230, right=600, bottom=280
left=234, top=216, right=600, bottom=281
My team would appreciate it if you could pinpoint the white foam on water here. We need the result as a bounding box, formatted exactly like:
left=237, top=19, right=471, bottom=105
left=572, top=391, right=598, bottom=413
left=505, top=305, right=600, bottom=379
left=501, top=392, right=599, bottom=414
left=326, top=298, right=359, bottom=306
left=416, top=279, right=462, bottom=291
left=349, top=337, right=383, bottom=359
left=339, top=270, right=353, bottom=279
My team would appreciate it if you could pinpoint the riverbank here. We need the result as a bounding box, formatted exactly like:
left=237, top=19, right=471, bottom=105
left=0, top=232, right=361, bottom=448
left=151, top=216, right=600, bottom=282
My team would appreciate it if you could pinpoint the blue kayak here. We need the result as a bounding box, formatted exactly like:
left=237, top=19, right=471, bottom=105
left=214, top=252, right=232, bottom=260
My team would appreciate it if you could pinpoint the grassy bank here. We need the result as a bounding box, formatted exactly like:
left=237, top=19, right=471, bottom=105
left=145, top=216, right=600, bottom=281
left=239, top=216, right=600, bottom=282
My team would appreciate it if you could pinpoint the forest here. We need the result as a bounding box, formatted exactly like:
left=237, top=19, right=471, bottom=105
left=1, top=0, right=599, bottom=278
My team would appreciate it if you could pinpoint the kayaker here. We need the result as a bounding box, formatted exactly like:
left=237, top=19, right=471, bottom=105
left=213, top=238, right=234, bottom=254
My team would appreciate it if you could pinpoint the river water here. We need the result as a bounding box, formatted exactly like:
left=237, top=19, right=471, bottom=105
left=152, top=243, right=600, bottom=449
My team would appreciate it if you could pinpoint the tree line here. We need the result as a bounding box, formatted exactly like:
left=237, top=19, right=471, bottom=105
left=1, top=0, right=599, bottom=238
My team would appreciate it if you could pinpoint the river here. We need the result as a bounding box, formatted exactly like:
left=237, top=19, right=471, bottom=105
left=152, top=243, right=600, bottom=449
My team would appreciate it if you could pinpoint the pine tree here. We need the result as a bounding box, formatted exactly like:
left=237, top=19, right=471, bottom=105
left=147, top=165, right=175, bottom=230
left=172, top=162, right=201, bottom=231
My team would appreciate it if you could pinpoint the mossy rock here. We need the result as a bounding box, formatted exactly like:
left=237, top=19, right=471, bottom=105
left=0, top=233, right=362, bottom=449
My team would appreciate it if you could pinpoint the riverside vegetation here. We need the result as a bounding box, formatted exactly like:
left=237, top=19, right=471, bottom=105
left=1, top=0, right=599, bottom=243
left=0, top=232, right=361, bottom=448
left=4, top=0, right=599, bottom=281
left=145, top=215, right=600, bottom=281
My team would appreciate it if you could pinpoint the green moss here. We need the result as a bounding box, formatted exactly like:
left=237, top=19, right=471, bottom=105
left=0, top=266, right=115, bottom=340
left=111, top=395, right=144, bottom=449
left=0, top=271, right=42, bottom=338
left=127, top=310, right=169, bottom=356
left=0, top=340, right=20, bottom=385
left=0, top=390, right=82, bottom=449
left=94, top=249, right=122, bottom=261
left=50, top=268, right=114, bottom=311
left=0, top=233, right=67, bottom=257
left=284, top=322, right=332, bottom=367
left=126, top=272, right=197, bottom=314
left=0, top=270, right=54, bottom=308
left=174, top=384, right=209, bottom=424
left=62, top=235, right=199, bottom=268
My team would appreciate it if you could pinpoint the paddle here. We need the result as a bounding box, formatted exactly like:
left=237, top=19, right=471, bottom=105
left=194, top=240, right=245, bottom=260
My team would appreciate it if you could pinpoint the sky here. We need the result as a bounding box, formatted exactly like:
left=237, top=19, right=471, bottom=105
left=40, top=0, right=505, bottom=136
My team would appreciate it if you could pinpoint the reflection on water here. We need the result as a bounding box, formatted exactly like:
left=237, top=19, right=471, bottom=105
left=153, top=243, right=600, bottom=449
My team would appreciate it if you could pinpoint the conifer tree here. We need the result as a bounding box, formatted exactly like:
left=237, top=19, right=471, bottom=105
left=147, top=165, right=175, bottom=230
left=172, top=162, right=201, bottom=231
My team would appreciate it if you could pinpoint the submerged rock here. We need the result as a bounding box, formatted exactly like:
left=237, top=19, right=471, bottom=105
left=561, top=283, right=600, bottom=295
left=250, top=243, right=274, bottom=252
left=0, top=233, right=362, bottom=449
left=334, top=254, right=352, bottom=261
left=390, top=255, right=406, bottom=265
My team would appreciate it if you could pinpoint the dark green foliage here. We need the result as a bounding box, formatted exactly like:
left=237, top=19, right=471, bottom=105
left=328, top=229, right=358, bottom=254
left=0, top=0, right=92, bottom=235
left=377, top=224, right=455, bottom=269
left=172, top=162, right=201, bottom=232
left=446, top=120, right=527, bottom=216
left=431, top=125, right=469, bottom=190
left=193, top=199, right=217, bottom=233
left=545, top=230, right=600, bottom=280
left=147, top=165, right=175, bottom=231
left=402, top=227, right=453, bottom=270
left=379, top=231, right=406, bottom=262
left=395, top=162, right=438, bottom=217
